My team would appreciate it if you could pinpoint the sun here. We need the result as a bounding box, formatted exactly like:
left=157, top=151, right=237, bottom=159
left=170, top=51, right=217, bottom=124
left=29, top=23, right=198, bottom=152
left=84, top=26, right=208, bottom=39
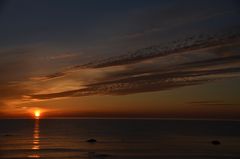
left=34, top=110, right=41, bottom=119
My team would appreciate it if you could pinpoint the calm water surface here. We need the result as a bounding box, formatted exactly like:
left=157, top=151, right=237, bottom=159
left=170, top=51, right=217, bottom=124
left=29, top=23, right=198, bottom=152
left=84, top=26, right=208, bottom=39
left=0, top=119, right=240, bottom=159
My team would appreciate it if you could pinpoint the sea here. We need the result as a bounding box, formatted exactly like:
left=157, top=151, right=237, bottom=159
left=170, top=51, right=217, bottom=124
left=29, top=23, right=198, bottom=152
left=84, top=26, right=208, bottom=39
left=0, top=119, right=240, bottom=159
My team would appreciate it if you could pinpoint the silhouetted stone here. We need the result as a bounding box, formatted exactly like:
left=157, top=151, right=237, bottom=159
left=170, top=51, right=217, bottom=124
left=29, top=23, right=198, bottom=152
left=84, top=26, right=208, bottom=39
left=211, top=140, right=221, bottom=145
left=88, top=152, right=111, bottom=159
left=95, top=154, right=111, bottom=158
left=4, top=134, right=12, bottom=137
left=86, top=138, right=97, bottom=143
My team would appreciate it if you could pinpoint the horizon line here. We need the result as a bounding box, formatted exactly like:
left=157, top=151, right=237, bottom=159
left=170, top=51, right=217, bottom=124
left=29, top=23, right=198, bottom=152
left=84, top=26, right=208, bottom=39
left=1, top=117, right=240, bottom=121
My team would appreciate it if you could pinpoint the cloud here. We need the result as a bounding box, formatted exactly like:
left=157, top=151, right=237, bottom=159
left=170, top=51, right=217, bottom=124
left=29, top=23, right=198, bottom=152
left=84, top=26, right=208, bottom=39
left=31, top=66, right=240, bottom=100
left=1, top=28, right=240, bottom=104
left=23, top=28, right=240, bottom=101
left=32, top=28, right=240, bottom=82
left=188, top=100, right=239, bottom=106
left=81, top=29, right=240, bottom=69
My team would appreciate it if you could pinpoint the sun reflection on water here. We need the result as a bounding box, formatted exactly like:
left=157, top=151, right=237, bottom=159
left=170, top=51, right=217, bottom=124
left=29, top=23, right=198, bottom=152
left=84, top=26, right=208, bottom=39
left=28, top=119, right=40, bottom=158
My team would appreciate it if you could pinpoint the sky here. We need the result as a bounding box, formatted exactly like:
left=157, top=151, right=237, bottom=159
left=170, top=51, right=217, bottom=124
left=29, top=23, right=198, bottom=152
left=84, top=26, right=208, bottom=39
left=0, top=0, right=240, bottom=119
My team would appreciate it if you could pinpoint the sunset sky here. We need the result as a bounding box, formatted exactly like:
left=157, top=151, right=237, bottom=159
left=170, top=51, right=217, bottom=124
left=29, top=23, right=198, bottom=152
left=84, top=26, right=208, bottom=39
left=0, top=0, right=240, bottom=119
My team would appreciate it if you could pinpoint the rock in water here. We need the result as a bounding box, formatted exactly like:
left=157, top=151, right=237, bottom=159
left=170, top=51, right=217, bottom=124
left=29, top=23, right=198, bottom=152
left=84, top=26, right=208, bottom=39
left=4, top=134, right=12, bottom=137
left=86, top=138, right=97, bottom=143
left=88, top=152, right=111, bottom=159
left=95, top=154, right=111, bottom=158
left=211, top=140, right=221, bottom=145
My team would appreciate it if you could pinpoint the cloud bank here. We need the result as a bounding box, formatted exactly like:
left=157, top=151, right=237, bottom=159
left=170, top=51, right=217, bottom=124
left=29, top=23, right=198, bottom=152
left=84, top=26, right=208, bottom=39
left=0, top=27, right=239, bottom=110
left=27, top=29, right=240, bottom=100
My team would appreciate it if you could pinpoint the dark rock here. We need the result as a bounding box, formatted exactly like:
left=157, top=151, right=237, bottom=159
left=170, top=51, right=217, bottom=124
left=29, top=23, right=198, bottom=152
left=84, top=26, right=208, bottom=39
left=86, top=138, right=97, bottom=143
left=95, top=154, right=111, bottom=158
left=211, top=140, right=221, bottom=145
left=88, top=152, right=111, bottom=159
left=4, top=134, right=12, bottom=137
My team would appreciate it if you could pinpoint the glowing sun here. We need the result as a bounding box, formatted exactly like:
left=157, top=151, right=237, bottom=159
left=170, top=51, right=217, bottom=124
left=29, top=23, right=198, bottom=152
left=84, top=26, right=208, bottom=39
left=34, top=110, right=41, bottom=119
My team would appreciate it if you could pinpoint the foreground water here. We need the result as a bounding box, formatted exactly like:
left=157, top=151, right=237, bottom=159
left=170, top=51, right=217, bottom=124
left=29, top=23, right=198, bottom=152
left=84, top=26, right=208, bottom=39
left=0, top=119, right=240, bottom=159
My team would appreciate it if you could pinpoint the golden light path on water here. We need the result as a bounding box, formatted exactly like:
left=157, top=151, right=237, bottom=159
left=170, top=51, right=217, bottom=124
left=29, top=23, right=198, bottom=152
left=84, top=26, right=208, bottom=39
left=28, top=114, right=40, bottom=158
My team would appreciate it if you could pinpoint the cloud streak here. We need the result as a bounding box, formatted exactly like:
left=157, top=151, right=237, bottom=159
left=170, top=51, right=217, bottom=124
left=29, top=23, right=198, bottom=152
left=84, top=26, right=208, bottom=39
left=32, top=28, right=240, bottom=82
left=80, top=29, right=240, bottom=68
left=31, top=66, right=240, bottom=99
left=188, top=100, right=239, bottom=106
left=1, top=28, right=240, bottom=104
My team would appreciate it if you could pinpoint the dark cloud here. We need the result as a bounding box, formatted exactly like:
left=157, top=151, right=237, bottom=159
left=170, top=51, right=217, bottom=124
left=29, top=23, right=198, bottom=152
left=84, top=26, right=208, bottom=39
left=1, top=27, right=240, bottom=103
left=31, top=66, right=240, bottom=100
left=188, top=100, right=239, bottom=106
left=25, top=28, right=240, bottom=100
left=35, top=28, right=240, bottom=82
left=80, top=29, right=240, bottom=68
left=178, top=54, right=240, bottom=69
